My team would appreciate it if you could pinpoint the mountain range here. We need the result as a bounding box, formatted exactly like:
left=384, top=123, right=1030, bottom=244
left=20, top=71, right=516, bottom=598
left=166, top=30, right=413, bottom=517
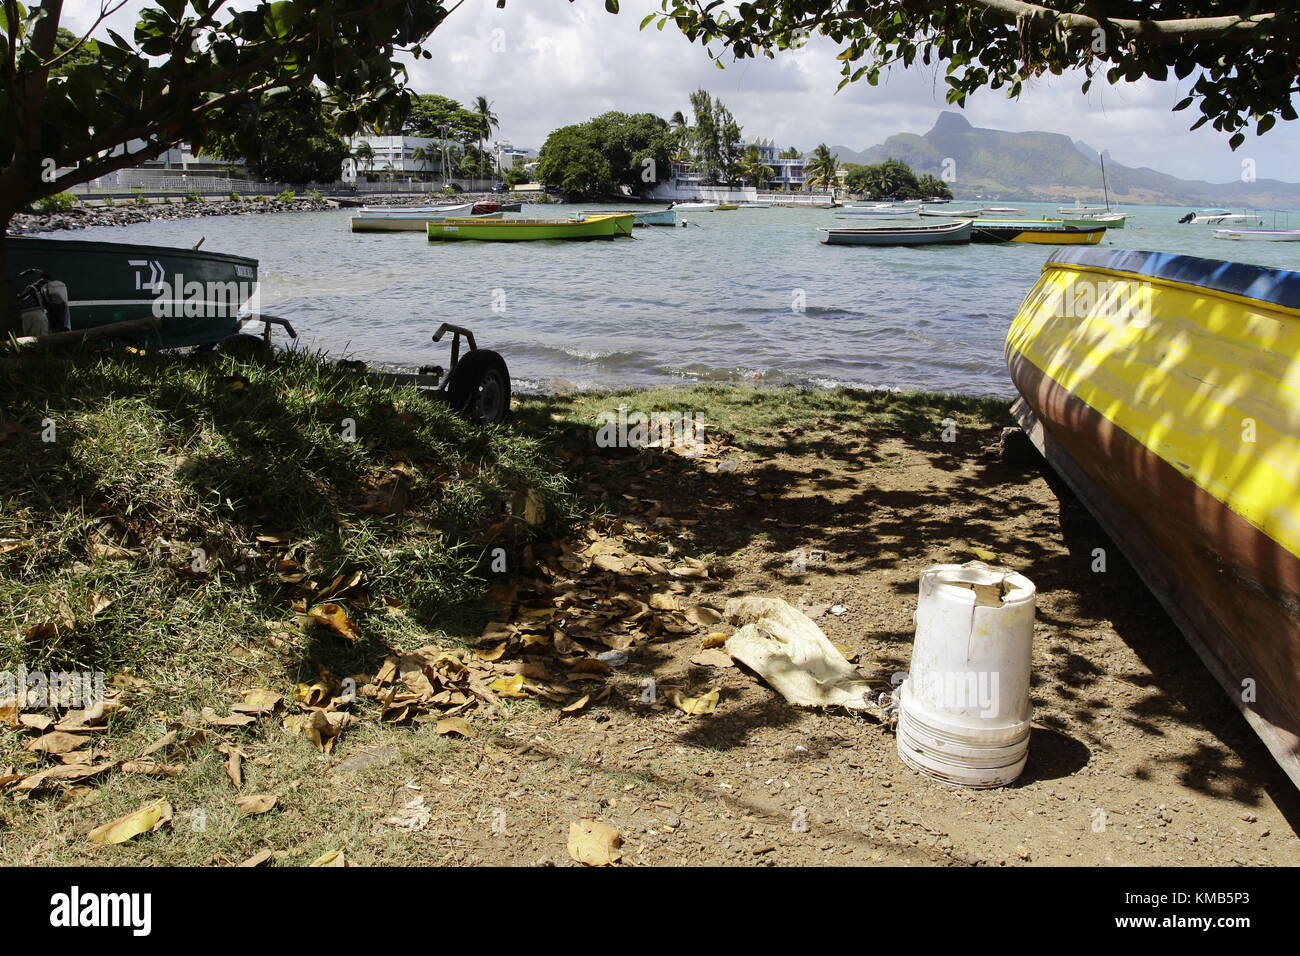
left=812, top=112, right=1300, bottom=207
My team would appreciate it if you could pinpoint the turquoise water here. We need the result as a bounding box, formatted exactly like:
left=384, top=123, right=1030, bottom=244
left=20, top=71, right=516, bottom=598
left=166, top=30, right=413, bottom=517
left=61, top=201, right=1300, bottom=396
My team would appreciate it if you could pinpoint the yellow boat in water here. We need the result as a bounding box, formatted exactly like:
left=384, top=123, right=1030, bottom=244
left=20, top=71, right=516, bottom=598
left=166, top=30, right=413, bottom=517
left=1007, top=247, right=1300, bottom=786
left=427, top=214, right=635, bottom=241
left=972, top=220, right=1106, bottom=244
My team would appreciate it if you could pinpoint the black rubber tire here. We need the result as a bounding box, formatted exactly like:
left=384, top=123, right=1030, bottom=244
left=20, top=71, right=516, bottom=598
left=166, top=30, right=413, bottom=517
left=444, top=349, right=511, bottom=423
left=218, top=332, right=273, bottom=360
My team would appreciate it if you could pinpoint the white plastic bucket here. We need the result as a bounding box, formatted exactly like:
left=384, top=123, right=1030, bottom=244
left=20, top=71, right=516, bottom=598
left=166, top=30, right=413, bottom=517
left=896, top=562, right=1036, bottom=788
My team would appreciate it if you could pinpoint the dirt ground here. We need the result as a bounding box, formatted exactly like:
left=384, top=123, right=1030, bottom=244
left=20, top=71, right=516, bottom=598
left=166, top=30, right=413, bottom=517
left=338, top=395, right=1300, bottom=867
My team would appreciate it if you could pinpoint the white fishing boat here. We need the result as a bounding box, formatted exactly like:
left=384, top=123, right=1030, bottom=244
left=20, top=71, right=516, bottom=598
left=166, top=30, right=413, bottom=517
left=669, top=201, right=720, bottom=212
left=837, top=204, right=921, bottom=219
left=357, top=203, right=472, bottom=214
left=982, top=206, right=1023, bottom=215
left=351, top=203, right=500, bottom=232
left=919, top=207, right=985, bottom=217
left=1192, top=213, right=1264, bottom=226
left=1212, top=227, right=1300, bottom=241
left=1056, top=202, right=1109, bottom=216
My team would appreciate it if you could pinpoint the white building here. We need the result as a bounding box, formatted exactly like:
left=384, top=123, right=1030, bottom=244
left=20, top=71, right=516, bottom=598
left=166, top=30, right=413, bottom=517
left=346, top=135, right=455, bottom=180
left=493, top=141, right=531, bottom=172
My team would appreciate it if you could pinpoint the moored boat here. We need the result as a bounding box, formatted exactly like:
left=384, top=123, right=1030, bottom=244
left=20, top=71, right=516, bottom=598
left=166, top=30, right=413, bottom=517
left=836, top=206, right=921, bottom=219
left=919, top=207, right=985, bottom=217
left=1006, top=246, right=1300, bottom=787
left=1058, top=212, right=1126, bottom=229
left=818, top=219, right=972, bottom=246
left=581, top=209, right=677, bottom=227
left=350, top=202, right=508, bottom=232
left=716, top=203, right=740, bottom=211
left=669, top=201, right=719, bottom=212
left=5, top=235, right=258, bottom=349
left=427, top=214, right=636, bottom=241
left=1212, top=227, right=1300, bottom=241
left=1191, top=213, right=1263, bottom=226
left=970, top=220, right=1106, bottom=244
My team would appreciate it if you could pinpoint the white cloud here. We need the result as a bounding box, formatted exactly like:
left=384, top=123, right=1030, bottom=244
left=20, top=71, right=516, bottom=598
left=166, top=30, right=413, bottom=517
left=60, top=0, right=1299, bottom=182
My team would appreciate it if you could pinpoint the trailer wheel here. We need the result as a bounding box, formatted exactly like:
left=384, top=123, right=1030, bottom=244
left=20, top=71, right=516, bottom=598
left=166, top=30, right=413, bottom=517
left=444, top=349, right=511, bottom=424
left=219, top=333, right=273, bottom=360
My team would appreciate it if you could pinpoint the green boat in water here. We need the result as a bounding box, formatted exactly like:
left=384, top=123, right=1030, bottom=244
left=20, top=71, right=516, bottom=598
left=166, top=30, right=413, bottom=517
left=5, top=235, right=259, bottom=349
left=427, top=214, right=635, bottom=242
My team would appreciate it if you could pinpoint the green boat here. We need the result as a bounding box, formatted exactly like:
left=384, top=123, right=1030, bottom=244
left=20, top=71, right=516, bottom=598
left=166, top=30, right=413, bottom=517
left=427, top=214, right=635, bottom=242
left=5, top=235, right=258, bottom=349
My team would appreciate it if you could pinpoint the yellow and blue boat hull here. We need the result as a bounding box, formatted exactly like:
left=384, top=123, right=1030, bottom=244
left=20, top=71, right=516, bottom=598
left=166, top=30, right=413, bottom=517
left=1007, top=247, right=1300, bottom=785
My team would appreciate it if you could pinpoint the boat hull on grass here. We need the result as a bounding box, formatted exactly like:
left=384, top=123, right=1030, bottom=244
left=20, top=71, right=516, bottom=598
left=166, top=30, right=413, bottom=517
left=428, top=214, right=635, bottom=241
left=1007, top=246, right=1300, bottom=787
left=819, top=220, right=972, bottom=246
left=972, top=220, right=1106, bottom=244
left=5, top=235, right=256, bottom=349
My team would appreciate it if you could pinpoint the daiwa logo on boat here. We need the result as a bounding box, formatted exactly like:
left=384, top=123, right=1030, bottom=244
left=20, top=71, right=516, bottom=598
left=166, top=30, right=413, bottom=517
left=1041, top=276, right=1153, bottom=326
left=0, top=666, right=105, bottom=710
left=142, top=269, right=260, bottom=319
left=595, top=406, right=706, bottom=449
left=912, top=670, right=1001, bottom=717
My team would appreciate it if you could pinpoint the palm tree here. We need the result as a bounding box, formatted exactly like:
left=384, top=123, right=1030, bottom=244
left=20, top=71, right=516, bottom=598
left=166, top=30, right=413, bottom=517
left=779, top=146, right=801, bottom=160
left=804, top=143, right=839, bottom=196
left=737, top=145, right=775, bottom=188
left=412, top=145, right=431, bottom=181
left=352, top=141, right=375, bottom=180
left=472, top=95, right=499, bottom=181
left=669, top=110, right=690, bottom=157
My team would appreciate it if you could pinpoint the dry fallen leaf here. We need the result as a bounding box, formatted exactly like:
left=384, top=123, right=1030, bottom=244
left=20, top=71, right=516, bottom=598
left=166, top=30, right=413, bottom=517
left=488, top=674, right=527, bottom=699
left=202, top=707, right=256, bottom=728
left=307, top=603, right=361, bottom=642
left=567, top=820, right=622, bottom=866
left=435, top=717, right=474, bottom=737
left=235, top=794, right=278, bottom=816
left=668, top=687, right=720, bottom=716
left=561, top=694, right=591, bottom=715
left=237, top=849, right=275, bottom=867
left=700, top=631, right=729, bottom=649
left=308, top=849, right=349, bottom=867
left=25, top=731, right=90, bottom=755
left=685, top=606, right=723, bottom=627
left=87, top=798, right=172, bottom=845
left=472, top=641, right=507, bottom=662
left=689, top=648, right=733, bottom=668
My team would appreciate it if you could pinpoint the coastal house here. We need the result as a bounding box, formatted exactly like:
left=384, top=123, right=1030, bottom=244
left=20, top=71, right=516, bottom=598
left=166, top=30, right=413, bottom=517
left=346, top=134, right=460, bottom=181
left=493, top=141, right=531, bottom=172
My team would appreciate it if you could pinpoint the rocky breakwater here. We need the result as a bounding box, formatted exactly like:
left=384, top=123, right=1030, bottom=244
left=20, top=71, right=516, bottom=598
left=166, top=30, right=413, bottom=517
left=8, top=196, right=333, bottom=235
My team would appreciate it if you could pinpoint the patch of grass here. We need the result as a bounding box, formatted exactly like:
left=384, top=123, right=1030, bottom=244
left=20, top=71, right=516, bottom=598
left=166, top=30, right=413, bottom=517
left=0, top=350, right=576, bottom=863
left=514, top=384, right=1012, bottom=456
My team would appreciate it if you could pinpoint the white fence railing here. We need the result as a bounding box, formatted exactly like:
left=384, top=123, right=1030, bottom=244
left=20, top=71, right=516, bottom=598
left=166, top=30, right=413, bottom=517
left=755, top=191, right=837, bottom=204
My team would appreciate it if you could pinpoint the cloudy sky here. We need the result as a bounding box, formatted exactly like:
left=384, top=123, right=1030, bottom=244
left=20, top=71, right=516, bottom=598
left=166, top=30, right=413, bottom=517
left=63, top=0, right=1299, bottom=183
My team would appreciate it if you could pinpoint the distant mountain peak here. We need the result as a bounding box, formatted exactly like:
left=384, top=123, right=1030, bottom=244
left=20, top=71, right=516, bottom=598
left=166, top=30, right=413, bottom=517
left=848, top=114, right=1300, bottom=206
left=931, top=111, right=973, bottom=132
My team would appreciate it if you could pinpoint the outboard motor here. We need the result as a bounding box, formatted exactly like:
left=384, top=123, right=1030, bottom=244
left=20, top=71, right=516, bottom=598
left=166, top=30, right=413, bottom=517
left=16, top=269, right=71, bottom=336
left=1178, top=211, right=1196, bottom=224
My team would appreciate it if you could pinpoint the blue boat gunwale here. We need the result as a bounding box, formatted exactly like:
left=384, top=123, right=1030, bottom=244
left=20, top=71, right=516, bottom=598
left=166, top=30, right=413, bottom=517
left=1045, top=246, right=1300, bottom=314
